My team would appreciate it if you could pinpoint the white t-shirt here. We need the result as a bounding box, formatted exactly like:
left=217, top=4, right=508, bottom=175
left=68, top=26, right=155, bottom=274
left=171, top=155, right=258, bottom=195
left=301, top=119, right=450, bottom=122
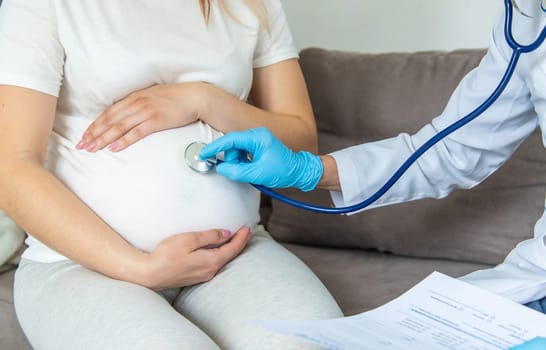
left=0, top=0, right=298, bottom=262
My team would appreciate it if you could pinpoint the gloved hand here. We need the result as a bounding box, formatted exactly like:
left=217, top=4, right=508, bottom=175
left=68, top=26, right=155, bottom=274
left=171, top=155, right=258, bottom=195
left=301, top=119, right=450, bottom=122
left=510, top=337, right=546, bottom=350
left=199, top=127, right=323, bottom=192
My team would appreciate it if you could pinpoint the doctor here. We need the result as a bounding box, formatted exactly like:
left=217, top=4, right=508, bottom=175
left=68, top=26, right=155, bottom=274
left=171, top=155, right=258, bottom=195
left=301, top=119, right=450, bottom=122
left=200, top=0, right=546, bottom=347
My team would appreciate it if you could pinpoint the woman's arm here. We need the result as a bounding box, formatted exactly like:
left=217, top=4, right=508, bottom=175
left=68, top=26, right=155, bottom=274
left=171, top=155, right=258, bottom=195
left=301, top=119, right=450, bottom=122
left=78, top=59, right=318, bottom=154
left=0, top=86, right=144, bottom=278
left=205, top=58, right=317, bottom=152
left=0, top=85, right=251, bottom=289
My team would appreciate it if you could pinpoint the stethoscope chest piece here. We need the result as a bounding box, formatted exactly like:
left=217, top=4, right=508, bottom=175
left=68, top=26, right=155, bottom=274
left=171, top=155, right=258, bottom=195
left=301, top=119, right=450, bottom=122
left=185, top=141, right=217, bottom=173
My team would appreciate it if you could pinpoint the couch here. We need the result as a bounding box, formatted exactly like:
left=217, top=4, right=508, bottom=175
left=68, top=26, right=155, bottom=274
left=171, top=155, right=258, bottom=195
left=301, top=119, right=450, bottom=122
left=3, top=47, right=546, bottom=349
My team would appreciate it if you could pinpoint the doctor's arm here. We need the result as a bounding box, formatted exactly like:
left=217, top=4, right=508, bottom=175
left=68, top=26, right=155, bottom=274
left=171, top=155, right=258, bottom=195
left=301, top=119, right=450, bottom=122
left=201, top=17, right=538, bottom=207
left=326, top=15, right=538, bottom=209
left=0, top=85, right=251, bottom=290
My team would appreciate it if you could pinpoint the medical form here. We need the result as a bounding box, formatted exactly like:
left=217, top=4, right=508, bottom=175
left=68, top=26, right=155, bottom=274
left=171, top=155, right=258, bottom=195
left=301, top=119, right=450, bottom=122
left=259, top=272, right=546, bottom=350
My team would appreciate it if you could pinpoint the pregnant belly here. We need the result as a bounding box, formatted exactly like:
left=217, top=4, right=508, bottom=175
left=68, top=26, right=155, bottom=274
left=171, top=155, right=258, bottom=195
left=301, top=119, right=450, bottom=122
left=49, top=122, right=260, bottom=252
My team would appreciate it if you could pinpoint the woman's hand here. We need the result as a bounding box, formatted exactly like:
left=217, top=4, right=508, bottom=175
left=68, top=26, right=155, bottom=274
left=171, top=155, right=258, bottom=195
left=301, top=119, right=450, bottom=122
left=77, top=83, right=209, bottom=153
left=139, top=226, right=252, bottom=290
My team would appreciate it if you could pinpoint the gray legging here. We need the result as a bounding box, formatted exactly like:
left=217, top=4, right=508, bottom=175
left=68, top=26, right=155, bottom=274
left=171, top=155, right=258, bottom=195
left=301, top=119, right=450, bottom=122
left=14, top=227, right=342, bottom=350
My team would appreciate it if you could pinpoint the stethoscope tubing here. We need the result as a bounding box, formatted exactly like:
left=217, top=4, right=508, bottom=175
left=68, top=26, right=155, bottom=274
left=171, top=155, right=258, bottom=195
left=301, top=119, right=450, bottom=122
left=254, top=0, right=546, bottom=214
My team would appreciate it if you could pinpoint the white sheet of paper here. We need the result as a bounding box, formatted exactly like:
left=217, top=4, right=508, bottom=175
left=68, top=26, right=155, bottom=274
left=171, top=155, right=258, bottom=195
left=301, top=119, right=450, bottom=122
left=259, top=272, right=546, bottom=350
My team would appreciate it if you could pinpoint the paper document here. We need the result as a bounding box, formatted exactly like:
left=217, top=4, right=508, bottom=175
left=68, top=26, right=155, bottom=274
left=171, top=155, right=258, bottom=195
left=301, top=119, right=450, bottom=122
left=260, top=272, right=546, bottom=350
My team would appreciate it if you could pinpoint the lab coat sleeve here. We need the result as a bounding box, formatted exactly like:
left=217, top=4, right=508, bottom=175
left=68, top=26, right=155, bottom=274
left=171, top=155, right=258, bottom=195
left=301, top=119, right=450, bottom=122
left=330, top=16, right=538, bottom=213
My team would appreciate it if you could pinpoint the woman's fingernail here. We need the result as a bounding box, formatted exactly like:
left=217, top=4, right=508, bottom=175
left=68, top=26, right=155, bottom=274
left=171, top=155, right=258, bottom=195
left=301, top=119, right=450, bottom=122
left=221, top=229, right=232, bottom=238
left=107, top=142, right=118, bottom=152
left=76, top=140, right=86, bottom=150
left=85, top=142, right=97, bottom=152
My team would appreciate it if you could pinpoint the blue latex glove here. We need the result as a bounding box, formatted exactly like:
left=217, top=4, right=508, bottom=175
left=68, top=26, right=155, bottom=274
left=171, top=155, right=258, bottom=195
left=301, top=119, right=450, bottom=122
left=510, top=337, right=546, bottom=349
left=199, top=127, right=323, bottom=192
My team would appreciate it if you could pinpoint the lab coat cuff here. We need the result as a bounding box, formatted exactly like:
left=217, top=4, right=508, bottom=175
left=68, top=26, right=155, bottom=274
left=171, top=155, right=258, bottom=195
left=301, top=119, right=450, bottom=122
left=328, top=149, right=363, bottom=210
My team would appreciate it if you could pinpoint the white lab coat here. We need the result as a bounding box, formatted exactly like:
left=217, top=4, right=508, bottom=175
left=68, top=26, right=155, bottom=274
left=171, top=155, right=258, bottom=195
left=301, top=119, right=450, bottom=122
left=329, top=4, right=546, bottom=304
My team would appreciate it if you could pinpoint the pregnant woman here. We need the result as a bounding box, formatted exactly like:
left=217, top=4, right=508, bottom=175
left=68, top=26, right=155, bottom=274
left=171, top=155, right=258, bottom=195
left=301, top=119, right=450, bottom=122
left=0, top=1, right=342, bottom=349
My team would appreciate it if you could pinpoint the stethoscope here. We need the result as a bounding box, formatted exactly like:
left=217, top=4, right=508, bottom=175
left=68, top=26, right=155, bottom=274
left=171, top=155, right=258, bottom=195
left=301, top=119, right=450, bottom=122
left=185, top=0, right=546, bottom=214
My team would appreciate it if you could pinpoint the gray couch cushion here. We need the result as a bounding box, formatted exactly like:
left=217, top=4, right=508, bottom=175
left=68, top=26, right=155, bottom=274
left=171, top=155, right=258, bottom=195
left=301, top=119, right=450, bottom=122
left=0, top=270, right=31, bottom=350
left=283, top=243, right=491, bottom=315
left=0, top=211, right=25, bottom=273
left=267, top=48, right=546, bottom=266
